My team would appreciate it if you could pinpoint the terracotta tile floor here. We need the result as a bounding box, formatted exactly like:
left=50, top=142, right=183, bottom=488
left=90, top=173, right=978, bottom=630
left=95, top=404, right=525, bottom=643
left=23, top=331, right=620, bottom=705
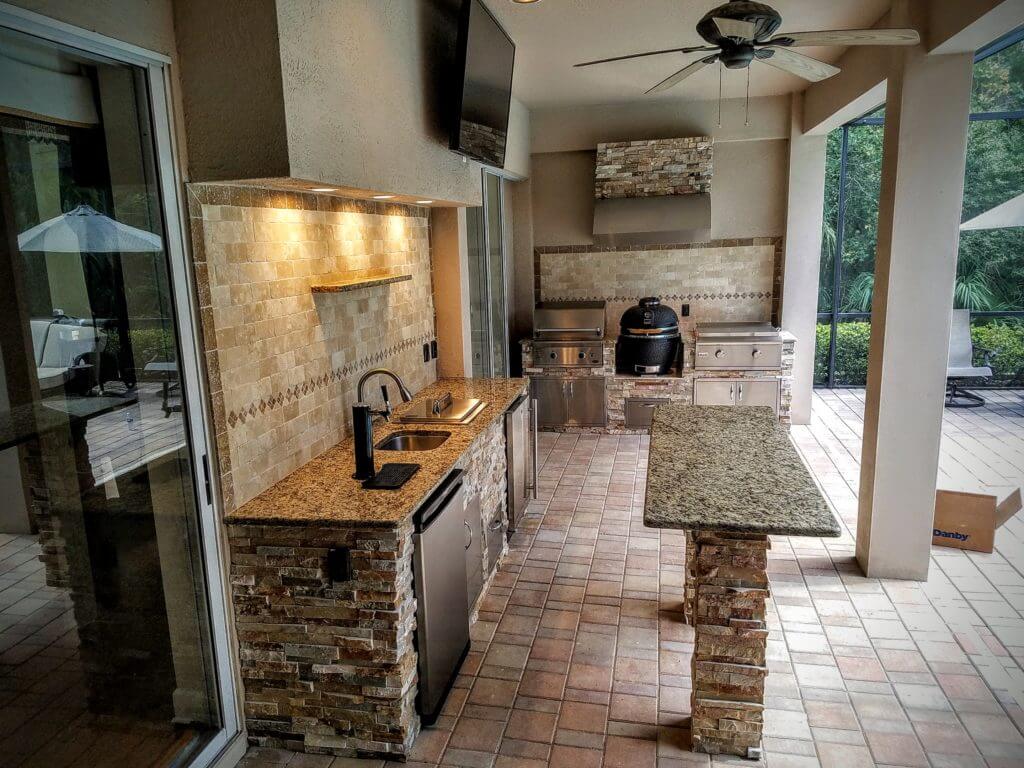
left=243, top=391, right=1024, bottom=768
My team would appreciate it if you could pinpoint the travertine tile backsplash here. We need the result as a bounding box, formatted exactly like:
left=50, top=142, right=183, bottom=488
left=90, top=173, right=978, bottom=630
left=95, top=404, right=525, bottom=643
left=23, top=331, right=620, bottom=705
left=188, top=184, right=436, bottom=511
left=536, top=239, right=781, bottom=332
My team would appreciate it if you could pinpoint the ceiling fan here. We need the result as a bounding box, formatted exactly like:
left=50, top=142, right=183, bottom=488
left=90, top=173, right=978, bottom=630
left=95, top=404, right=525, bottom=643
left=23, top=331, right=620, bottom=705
left=575, top=0, right=920, bottom=95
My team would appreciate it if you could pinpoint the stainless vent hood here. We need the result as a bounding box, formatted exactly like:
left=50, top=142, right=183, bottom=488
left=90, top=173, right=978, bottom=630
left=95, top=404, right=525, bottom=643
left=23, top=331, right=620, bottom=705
left=592, top=194, right=712, bottom=247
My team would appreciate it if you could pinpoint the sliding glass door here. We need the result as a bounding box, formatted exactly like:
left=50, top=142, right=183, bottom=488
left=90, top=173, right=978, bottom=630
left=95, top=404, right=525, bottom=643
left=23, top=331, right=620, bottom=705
left=0, top=16, right=235, bottom=768
left=467, top=169, right=510, bottom=377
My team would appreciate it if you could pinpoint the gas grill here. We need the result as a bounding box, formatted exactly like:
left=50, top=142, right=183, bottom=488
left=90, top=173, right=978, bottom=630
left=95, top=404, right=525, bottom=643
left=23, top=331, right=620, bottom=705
left=532, top=301, right=606, bottom=369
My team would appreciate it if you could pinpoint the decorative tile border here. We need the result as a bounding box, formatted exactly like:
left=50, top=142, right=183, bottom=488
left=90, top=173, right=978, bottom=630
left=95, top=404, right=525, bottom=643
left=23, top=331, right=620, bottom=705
left=542, top=291, right=773, bottom=303
left=224, top=332, right=434, bottom=428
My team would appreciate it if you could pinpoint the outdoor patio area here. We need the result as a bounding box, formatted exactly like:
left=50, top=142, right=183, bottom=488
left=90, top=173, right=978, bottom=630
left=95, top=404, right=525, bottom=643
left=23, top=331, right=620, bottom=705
left=236, top=390, right=1024, bottom=768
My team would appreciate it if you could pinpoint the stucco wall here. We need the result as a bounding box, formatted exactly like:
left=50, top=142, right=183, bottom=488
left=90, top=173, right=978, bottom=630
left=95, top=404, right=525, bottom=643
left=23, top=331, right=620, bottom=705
left=4, top=0, right=177, bottom=55
left=174, top=0, right=289, bottom=182
left=531, top=139, right=787, bottom=248
left=530, top=95, right=791, bottom=154
left=276, top=0, right=489, bottom=205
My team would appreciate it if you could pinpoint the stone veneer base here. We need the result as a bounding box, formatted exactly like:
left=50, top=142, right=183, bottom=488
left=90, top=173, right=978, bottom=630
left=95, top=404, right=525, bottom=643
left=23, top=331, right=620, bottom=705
left=689, top=530, right=771, bottom=759
left=227, top=408, right=510, bottom=758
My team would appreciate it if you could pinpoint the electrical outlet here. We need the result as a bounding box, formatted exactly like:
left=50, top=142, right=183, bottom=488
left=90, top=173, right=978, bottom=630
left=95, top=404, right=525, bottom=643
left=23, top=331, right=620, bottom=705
left=327, top=547, right=352, bottom=582
left=423, top=342, right=430, bottom=363
left=430, top=340, right=438, bottom=359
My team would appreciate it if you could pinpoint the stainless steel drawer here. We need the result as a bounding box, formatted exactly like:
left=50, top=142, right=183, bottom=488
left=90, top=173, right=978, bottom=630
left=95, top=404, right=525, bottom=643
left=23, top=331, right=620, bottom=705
left=624, top=397, right=668, bottom=429
left=694, top=340, right=782, bottom=370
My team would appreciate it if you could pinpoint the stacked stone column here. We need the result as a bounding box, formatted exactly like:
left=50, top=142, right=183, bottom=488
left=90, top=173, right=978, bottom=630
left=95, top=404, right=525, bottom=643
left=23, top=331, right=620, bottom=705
left=689, top=530, right=770, bottom=759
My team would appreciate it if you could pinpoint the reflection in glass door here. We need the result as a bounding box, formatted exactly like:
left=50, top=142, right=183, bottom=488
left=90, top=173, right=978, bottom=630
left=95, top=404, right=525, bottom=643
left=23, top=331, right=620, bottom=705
left=467, top=169, right=509, bottom=377
left=0, top=22, right=227, bottom=768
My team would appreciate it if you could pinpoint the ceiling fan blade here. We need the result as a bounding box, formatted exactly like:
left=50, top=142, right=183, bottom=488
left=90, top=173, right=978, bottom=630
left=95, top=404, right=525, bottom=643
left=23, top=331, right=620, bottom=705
left=713, top=17, right=757, bottom=40
left=575, top=45, right=716, bottom=68
left=645, top=55, right=718, bottom=95
left=757, top=46, right=840, bottom=82
left=765, top=28, right=920, bottom=47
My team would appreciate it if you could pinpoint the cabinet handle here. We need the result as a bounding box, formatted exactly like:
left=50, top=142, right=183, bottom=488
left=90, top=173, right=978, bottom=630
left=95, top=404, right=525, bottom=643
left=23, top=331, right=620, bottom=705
left=729, top=385, right=734, bottom=399
left=529, top=398, right=539, bottom=499
left=464, top=520, right=473, bottom=550
left=738, top=383, right=744, bottom=402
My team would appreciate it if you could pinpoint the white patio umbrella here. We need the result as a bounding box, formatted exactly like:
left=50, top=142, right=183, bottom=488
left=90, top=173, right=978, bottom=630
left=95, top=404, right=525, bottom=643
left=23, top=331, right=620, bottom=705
left=960, top=191, right=1024, bottom=231
left=17, top=203, right=163, bottom=253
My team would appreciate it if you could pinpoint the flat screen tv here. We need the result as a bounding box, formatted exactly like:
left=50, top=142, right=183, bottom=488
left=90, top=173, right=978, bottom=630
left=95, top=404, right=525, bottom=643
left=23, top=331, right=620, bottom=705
left=450, top=0, right=515, bottom=168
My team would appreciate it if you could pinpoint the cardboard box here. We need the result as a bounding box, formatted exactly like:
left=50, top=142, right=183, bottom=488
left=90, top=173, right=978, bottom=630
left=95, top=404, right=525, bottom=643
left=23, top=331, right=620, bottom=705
left=933, top=486, right=1022, bottom=553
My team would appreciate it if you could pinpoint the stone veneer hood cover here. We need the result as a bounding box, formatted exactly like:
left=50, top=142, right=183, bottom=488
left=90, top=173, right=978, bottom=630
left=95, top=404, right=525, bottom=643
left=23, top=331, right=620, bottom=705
left=592, top=137, right=713, bottom=246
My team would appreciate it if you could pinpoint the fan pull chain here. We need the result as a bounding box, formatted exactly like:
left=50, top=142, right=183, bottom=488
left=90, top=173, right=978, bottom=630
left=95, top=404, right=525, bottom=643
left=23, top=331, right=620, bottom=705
left=717, top=60, right=723, bottom=127
left=744, top=65, right=751, bottom=126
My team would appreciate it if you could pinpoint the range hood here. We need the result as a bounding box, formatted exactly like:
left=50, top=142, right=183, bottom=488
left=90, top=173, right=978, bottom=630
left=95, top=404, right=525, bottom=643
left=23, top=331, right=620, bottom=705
left=592, top=193, right=712, bottom=247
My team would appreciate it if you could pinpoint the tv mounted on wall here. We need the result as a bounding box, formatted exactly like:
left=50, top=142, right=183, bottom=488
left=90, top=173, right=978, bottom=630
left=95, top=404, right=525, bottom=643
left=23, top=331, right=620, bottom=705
left=449, top=0, right=515, bottom=168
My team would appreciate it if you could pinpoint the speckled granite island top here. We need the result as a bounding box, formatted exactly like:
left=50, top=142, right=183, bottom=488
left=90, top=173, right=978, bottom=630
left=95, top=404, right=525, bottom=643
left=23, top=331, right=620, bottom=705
left=644, top=405, right=840, bottom=537
left=224, top=377, right=527, bottom=527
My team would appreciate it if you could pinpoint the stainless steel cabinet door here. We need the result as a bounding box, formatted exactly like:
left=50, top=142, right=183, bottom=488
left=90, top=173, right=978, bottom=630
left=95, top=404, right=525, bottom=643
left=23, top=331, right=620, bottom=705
left=505, top=396, right=529, bottom=531
left=532, top=377, right=567, bottom=427
left=693, top=379, right=737, bottom=406
left=736, top=379, right=780, bottom=414
left=464, top=494, right=483, bottom=613
left=566, top=377, right=607, bottom=426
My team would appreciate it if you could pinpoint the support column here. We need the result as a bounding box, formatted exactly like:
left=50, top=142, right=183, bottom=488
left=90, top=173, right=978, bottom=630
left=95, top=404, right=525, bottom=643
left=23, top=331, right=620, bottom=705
left=857, top=35, right=974, bottom=579
left=780, top=94, right=828, bottom=425
left=690, top=531, right=770, bottom=760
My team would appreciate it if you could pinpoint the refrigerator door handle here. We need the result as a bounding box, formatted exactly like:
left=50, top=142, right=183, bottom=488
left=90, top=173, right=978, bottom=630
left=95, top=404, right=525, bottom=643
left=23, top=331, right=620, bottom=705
left=530, top=398, right=539, bottom=499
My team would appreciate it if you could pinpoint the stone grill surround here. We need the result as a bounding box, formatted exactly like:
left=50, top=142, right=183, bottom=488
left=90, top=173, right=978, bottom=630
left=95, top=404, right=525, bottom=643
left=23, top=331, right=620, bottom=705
left=595, top=137, right=712, bottom=199
left=186, top=184, right=436, bottom=512
left=521, top=335, right=796, bottom=431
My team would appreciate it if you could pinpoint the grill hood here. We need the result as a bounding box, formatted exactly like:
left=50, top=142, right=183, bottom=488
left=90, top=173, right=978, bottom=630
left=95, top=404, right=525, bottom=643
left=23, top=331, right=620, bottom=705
left=592, top=193, right=711, bottom=247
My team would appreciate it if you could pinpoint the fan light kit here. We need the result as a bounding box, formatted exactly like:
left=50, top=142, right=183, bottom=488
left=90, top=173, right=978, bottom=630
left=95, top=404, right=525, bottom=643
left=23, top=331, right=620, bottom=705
left=576, top=0, right=919, bottom=100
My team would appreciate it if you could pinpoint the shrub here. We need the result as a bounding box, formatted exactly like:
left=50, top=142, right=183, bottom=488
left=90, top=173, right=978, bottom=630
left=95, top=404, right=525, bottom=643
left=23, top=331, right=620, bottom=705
left=815, top=318, right=1024, bottom=387
left=103, top=326, right=178, bottom=365
left=815, top=321, right=870, bottom=386
left=972, top=320, right=1024, bottom=385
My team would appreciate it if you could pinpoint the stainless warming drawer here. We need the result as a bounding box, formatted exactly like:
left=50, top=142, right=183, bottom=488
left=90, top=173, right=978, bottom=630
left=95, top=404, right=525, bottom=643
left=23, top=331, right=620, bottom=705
left=694, top=336, right=783, bottom=370
left=694, top=322, right=783, bottom=371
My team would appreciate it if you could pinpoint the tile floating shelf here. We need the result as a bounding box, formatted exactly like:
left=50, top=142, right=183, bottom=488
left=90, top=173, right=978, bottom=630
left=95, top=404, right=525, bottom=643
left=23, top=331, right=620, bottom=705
left=310, top=272, right=412, bottom=294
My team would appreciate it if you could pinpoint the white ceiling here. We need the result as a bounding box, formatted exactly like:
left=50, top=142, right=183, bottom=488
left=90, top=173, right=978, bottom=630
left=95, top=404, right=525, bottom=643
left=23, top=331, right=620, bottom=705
left=484, top=0, right=893, bottom=108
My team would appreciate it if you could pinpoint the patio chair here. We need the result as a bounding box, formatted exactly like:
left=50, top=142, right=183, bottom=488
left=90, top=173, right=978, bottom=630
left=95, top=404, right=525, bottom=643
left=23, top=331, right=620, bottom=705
left=946, top=309, right=994, bottom=408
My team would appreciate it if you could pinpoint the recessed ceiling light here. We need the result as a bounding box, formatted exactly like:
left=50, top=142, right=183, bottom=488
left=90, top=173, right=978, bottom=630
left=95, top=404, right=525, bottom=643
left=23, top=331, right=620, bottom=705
left=416, top=200, right=434, bottom=205
left=372, top=194, right=395, bottom=200
left=310, top=187, right=337, bottom=192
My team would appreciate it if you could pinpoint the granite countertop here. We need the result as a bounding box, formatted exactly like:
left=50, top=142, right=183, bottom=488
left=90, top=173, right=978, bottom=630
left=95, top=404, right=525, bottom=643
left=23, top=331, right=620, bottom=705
left=224, top=377, right=528, bottom=528
left=644, top=405, right=840, bottom=537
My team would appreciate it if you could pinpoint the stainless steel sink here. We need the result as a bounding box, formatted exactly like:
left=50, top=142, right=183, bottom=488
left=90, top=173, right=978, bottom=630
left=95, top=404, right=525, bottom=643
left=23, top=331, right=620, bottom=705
left=376, top=430, right=451, bottom=451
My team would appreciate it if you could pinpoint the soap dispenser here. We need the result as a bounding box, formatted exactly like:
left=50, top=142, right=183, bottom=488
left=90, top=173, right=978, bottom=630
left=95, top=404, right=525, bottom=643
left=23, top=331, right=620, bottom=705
left=352, top=402, right=375, bottom=480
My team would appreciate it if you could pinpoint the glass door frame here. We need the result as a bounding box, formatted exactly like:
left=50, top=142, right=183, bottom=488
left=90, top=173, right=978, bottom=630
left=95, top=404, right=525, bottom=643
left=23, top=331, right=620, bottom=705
left=0, top=4, right=242, bottom=766
left=475, top=167, right=510, bottom=377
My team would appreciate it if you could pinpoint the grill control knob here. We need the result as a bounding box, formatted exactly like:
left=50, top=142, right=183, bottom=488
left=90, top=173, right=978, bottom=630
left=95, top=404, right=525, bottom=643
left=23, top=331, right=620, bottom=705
left=578, top=352, right=585, bottom=359
left=549, top=352, right=556, bottom=360
left=714, top=349, right=725, bottom=359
